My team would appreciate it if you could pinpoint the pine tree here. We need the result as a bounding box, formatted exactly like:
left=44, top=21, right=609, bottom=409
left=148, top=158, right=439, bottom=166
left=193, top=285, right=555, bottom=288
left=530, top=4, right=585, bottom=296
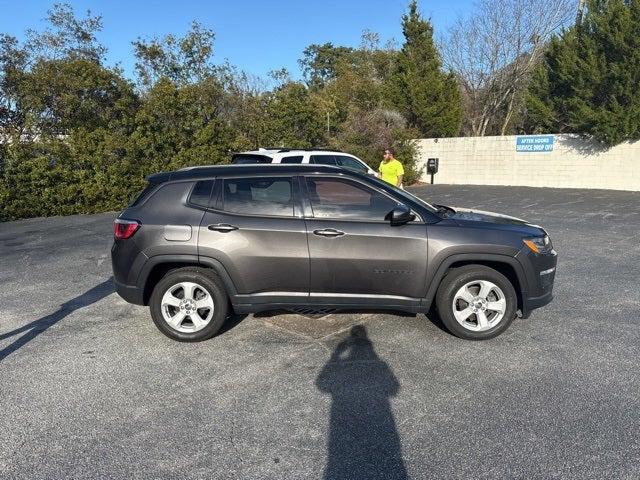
left=388, top=0, right=462, bottom=137
left=526, top=0, right=640, bottom=147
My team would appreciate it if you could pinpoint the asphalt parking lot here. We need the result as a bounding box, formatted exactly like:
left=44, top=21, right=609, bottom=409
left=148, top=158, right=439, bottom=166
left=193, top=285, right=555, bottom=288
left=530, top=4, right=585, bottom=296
left=1, top=184, right=639, bottom=479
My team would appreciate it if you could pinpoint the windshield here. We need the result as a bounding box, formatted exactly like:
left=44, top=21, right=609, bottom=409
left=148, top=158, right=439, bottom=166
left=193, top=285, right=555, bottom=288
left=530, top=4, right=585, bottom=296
left=366, top=176, right=439, bottom=213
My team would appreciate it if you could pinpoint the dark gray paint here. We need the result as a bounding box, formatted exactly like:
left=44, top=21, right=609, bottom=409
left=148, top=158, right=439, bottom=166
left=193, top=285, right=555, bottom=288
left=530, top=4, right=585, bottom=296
left=198, top=211, right=310, bottom=294
left=111, top=164, right=556, bottom=317
left=305, top=219, right=428, bottom=298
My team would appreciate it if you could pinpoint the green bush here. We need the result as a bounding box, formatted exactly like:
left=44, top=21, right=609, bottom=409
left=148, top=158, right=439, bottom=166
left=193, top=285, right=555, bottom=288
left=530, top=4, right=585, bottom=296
left=0, top=2, right=457, bottom=220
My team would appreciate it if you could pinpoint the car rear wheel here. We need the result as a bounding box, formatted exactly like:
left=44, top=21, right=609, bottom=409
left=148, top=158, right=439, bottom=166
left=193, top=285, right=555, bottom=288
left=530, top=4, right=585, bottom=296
left=435, top=265, right=517, bottom=340
left=150, top=267, right=228, bottom=342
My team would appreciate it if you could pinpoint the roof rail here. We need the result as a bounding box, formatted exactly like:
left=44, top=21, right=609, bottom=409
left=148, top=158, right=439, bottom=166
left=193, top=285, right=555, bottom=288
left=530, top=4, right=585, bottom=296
left=276, top=147, right=342, bottom=153
left=258, top=147, right=290, bottom=152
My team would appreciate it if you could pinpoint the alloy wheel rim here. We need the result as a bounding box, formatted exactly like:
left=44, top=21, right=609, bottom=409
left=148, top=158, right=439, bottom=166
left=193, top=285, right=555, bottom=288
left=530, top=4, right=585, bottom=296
left=452, top=280, right=506, bottom=332
left=161, top=282, right=215, bottom=333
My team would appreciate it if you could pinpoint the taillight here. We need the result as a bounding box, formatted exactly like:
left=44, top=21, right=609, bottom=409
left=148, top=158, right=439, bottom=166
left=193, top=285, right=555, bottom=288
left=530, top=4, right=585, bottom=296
left=114, top=218, right=140, bottom=239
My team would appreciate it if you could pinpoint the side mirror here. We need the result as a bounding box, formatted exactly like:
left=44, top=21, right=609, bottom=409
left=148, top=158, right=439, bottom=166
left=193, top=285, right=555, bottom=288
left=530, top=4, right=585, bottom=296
left=385, top=205, right=416, bottom=226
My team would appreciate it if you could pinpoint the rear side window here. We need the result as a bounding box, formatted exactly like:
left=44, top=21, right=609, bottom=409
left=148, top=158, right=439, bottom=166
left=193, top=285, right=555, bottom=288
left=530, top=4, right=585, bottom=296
left=128, top=182, right=159, bottom=207
left=189, top=180, right=214, bottom=207
left=232, top=154, right=272, bottom=164
left=223, top=177, right=294, bottom=217
left=280, top=155, right=304, bottom=164
left=335, top=155, right=368, bottom=173
left=310, top=155, right=337, bottom=166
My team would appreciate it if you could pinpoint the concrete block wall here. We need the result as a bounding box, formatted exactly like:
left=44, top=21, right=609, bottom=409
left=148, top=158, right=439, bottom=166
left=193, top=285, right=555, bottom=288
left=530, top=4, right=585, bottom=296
left=414, top=134, right=640, bottom=191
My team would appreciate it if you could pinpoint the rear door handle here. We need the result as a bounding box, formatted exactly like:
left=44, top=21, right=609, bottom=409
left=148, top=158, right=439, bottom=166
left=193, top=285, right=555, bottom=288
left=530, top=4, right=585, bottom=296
left=208, top=223, right=239, bottom=232
left=313, top=228, right=345, bottom=238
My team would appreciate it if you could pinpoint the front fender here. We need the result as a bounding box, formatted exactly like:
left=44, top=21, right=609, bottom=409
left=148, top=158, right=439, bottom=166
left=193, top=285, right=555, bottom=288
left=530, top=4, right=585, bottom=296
left=421, top=252, right=528, bottom=311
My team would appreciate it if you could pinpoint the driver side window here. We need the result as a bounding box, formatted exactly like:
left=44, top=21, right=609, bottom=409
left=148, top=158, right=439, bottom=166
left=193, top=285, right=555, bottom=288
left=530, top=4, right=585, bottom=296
left=306, top=177, right=399, bottom=221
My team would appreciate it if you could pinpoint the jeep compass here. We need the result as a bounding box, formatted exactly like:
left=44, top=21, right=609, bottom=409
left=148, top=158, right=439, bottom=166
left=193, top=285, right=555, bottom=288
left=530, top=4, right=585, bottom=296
left=111, top=164, right=556, bottom=341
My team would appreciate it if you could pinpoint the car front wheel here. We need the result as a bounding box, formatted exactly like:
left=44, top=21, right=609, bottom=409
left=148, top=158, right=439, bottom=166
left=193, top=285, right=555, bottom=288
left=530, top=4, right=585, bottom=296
left=435, top=265, right=517, bottom=340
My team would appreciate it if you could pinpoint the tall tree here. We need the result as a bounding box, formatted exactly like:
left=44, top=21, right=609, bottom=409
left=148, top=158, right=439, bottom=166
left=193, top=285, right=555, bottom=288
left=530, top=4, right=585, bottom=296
left=297, top=31, right=421, bottom=181
left=445, top=0, right=574, bottom=136
left=25, top=3, right=106, bottom=62
left=299, top=43, right=355, bottom=89
left=0, top=34, right=28, bottom=137
left=0, top=3, right=108, bottom=137
left=0, top=3, right=141, bottom=220
left=388, top=0, right=462, bottom=137
left=133, top=21, right=217, bottom=89
left=525, top=0, right=640, bottom=147
left=19, top=59, right=136, bottom=134
left=262, top=81, right=325, bottom=148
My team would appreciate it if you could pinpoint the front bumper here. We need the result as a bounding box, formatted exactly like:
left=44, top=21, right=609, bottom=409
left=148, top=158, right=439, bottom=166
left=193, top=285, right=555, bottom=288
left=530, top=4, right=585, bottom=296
left=521, top=289, right=554, bottom=318
left=516, top=248, right=557, bottom=318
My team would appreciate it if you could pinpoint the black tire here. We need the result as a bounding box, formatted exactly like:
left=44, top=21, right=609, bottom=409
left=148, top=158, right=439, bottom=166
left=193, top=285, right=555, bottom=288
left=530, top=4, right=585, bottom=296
left=435, top=265, right=517, bottom=340
left=149, top=267, right=228, bottom=342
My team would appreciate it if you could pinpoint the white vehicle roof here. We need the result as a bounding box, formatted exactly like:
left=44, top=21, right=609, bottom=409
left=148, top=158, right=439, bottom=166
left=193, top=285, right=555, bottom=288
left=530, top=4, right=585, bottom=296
left=240, top=148, right=354, bottom=156
left=231, top=148, right=377, bottom=175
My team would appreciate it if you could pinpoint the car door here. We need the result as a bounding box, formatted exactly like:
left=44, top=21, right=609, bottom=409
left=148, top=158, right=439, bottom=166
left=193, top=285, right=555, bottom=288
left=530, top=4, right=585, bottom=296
left=198, top=175, right=309, bottom=297
left=303, top=175, right=428, bottom=301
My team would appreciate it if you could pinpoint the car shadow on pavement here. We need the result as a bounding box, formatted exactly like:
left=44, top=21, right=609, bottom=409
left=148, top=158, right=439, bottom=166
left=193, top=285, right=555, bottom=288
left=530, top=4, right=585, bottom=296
left=316, top=325, right=408, bottom=480
left=0, top=277, right=114, bottom=362
left=218, top=312, right=249, bottom=335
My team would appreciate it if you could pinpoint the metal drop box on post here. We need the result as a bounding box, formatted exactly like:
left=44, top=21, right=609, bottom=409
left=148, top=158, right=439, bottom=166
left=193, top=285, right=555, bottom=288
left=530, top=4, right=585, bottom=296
left=427, top=158, right=439, bottom=184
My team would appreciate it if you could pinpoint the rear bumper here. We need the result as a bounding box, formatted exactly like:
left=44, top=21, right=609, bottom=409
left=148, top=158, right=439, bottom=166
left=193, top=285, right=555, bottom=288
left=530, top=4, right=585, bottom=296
left=114, top=278, right=145, bottom=305
left=111, top=237, right=147, bottom=305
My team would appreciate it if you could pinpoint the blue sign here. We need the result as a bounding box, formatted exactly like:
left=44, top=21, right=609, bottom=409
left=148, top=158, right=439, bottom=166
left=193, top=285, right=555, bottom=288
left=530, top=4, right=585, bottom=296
left=516, top=135, right=554, bottom=152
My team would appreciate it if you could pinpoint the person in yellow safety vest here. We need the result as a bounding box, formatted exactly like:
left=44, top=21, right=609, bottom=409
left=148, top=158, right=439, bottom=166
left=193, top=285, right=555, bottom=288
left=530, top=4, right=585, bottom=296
left=379, top=148, right=404, bottom=188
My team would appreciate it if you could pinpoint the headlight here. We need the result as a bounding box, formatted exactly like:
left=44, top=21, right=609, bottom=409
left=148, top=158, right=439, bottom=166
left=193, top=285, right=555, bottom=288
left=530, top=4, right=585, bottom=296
left=523, top=235, right=552, bottom=254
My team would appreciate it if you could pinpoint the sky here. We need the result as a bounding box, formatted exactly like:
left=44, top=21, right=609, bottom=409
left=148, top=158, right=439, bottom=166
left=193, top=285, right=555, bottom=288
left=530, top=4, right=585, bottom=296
left=0, top=0, right=474, bottom=80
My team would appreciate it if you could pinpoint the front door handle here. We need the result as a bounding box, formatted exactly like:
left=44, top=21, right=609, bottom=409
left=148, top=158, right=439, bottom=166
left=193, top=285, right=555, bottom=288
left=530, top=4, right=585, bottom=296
left=208, top=223, right=239, bottom=232
left=313, top=228, right=345, bottom=238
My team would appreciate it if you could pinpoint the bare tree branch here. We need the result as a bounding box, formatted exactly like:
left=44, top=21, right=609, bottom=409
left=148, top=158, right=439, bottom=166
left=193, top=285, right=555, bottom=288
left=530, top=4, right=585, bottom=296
left=443, top=0, right=576, bottom=136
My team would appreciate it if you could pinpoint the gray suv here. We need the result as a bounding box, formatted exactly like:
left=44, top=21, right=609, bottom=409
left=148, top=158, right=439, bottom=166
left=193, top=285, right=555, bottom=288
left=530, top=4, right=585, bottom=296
left=111, top=164, right=556, bottom=342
